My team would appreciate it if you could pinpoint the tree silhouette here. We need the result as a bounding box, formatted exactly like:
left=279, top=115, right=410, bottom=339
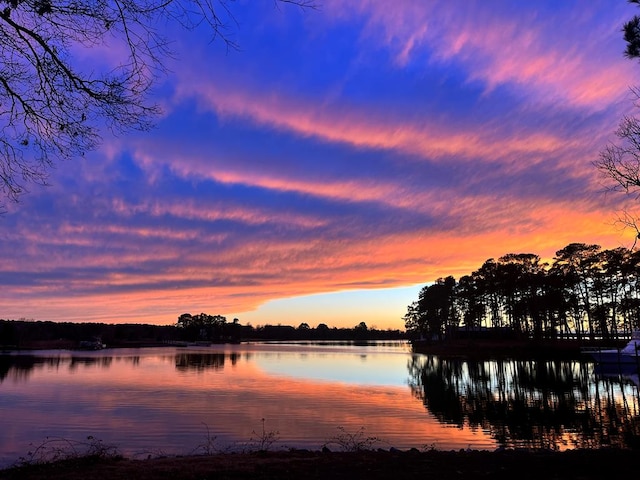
left=595, top=112, right=640, bottom=245
left=406, top=243, right=640, bottom=341
left=176, top=312, right=227, bottom=341
left=0, top=0, right=313, bottom=208
left=624, top=1, right=640, bottom=59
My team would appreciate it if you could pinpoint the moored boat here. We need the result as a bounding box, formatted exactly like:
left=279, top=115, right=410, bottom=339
left=78, top=337, right=106, bottom=350
left=587, top=331, right=640, bottom=368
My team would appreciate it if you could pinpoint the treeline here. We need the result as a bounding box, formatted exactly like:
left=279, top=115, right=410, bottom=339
left=0, top=320, right=178, bottom=349
left=239, top=322, right=404, bottom=342
left=0, top=317, right=404, bottom=349
left=404, top=243, right=640, bottom=342
left=175, top=313, right=404, bottom=342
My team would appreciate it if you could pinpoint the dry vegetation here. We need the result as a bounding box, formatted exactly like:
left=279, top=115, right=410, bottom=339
left=1, top=448, right=637, bottom=480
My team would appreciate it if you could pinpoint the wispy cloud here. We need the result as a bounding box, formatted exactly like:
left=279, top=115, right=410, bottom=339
left=322, top=0, right=635, bottom=109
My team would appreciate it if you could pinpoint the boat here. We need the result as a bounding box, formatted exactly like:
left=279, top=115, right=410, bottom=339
left=77, top=337, right=106, bottom=350
left=587, top=331, right=640, bottom=369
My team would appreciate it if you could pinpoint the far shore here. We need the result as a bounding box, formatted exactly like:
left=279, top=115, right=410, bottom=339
left=410, top=337, right=603, bottom=359
left=1, top=339, right=173, bottom=351
left=1, top=337, right=408, bottom=352
left=2, top=337, right=622, bottom=362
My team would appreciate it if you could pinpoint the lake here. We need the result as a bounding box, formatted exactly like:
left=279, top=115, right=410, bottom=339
left=0, top=341, right=639, bottom=467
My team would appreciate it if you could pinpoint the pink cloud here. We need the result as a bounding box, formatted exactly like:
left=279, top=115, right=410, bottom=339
left=320, top=0, right=636, bottom=110
left=173, top=76, right=573, bottom=167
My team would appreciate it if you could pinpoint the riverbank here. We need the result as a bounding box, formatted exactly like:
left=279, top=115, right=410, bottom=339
left=3, top=337, right=612, bottom=359
left=409, top=337, right=624, bottom=359
left=1, top=448, right=637, bottom=480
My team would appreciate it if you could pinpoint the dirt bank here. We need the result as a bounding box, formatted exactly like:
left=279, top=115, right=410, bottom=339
left=1, top=448, right=636, bottom=480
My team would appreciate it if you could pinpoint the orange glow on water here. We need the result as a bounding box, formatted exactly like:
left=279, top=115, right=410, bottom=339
left=0, top=346, right=499, bottom=466
left=2, top=345, right=635, bottom=465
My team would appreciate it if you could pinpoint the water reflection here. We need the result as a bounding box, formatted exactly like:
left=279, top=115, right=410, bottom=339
left=0, top=353, right=143, bottom=381
left=69, top=356, right=113, bottom=370
left=0, top=355, right=47, bottom=383
left=0, top=351, right=246, bottom=379
left=2, top=344, right=640, bottom=468
left=407, top=355, right=640, bottom=450
left=175, top=353, right=240, bottom=371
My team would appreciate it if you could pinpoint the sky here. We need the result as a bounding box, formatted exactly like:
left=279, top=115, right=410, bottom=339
left=2, top=0, right=640, bottom=330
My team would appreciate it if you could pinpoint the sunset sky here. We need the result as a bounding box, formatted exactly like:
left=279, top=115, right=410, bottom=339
left=2, top=0, right=640, bottom=329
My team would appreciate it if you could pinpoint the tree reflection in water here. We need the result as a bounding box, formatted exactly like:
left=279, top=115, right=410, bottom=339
left=0, top=354, right=117, bottom=382
left=407, top=355, right=640, bottom=449
left=174, top=352, right=241, bottom=371
left=0, top=351, right=244, bottom=381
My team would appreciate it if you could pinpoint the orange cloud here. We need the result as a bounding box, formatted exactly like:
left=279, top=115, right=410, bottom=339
left=1, top=185, right=631, bottom=328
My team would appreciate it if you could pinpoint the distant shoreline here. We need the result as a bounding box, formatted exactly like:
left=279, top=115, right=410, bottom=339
left=2, top=337, right=619, bottom=361
left=1, top=339, right=172, bottom=351
left=409, top=335, right=632, bottom=360
left=1, top=338, right=409, bottom=352
left=0, top=318, right=406, bottom=352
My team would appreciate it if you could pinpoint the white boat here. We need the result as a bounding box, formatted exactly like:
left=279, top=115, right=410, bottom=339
left=588, top=331, right=640, bottom=367
left=78, top=337, right=106, bottom=350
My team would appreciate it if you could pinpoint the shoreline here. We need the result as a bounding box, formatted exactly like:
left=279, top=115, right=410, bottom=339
left=1, top=448, right=637, bottom=480
left=1, top=338, right=409, bottom=352
left=409, top=337, right=625, bottom=359
left=2, top=337, right=616, bottom=355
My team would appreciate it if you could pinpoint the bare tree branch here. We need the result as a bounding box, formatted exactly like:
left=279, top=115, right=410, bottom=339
left=595, top=89, right=640, bottom=247
left=0, top=0, right=316, bottom=208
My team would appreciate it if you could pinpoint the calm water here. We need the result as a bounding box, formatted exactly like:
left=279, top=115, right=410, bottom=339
left=0, top=341, right=639, bottom=466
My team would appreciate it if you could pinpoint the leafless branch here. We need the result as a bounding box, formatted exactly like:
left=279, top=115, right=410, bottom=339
left=0, top=0, right=316, bottom=208
left=595, top=91, right=640, bottom=248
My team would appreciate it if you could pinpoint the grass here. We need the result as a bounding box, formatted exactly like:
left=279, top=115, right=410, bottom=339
left=246, top=418, right=280, bottom=452
left=5, top=423, right=380, bottom=472
left=15, top=436, right=121, bottom=467
left=321, top=426, right=383, bottom=452
left=6, top=418, right=286, bottom=471
left=2, top=447, right=639, bottom=480
left=3, top=424, right=639, bottom=479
